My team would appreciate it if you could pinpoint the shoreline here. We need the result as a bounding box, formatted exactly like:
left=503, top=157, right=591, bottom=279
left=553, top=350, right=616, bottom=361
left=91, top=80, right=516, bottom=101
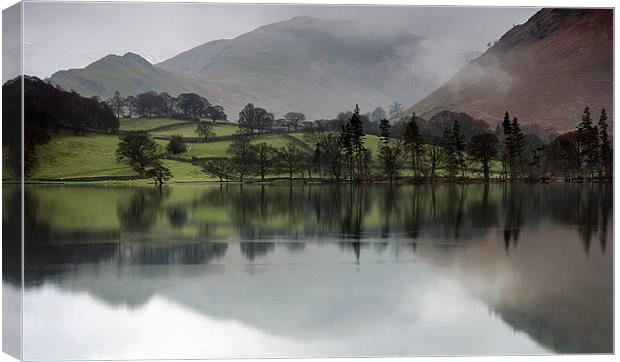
left=4, top=176, right=613, bottom=185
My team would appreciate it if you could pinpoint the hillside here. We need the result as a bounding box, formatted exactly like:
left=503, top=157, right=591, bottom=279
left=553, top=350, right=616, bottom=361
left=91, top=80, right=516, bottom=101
left=47, top=52, right=204, bottom=99
left=407, top=9, right=613, bottom=132
left=48, top=16, right=477, bottom=119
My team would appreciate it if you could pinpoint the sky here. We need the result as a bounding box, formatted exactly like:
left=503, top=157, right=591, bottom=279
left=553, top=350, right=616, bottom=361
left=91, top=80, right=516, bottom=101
left=21, top=2, right=538, bottom=78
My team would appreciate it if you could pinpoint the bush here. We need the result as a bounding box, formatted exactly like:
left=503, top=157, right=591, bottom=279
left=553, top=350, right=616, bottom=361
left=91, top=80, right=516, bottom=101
left=166, top=135, right=187, bottom=154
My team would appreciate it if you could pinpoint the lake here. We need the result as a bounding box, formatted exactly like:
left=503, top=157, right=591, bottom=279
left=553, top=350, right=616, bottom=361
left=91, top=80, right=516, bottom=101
left=3, top=183, right=613, bottom=359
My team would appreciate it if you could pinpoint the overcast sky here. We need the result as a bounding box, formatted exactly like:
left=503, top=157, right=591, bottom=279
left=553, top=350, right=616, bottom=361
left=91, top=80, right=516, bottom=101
left=22, top=2, right=538, bottom=78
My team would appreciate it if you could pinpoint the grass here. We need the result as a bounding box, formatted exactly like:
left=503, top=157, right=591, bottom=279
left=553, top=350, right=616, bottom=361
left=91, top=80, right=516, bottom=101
left=151, top=122, right=239, bottom=138
left=28, top=132, right=208, bottom=182
left=178, top=133, right=299, bottom=159
left=161, top=159, right=211, bottom=182
left=119, top=118, right=189, bottom=131
left=30, top=133, right=135, bottom=179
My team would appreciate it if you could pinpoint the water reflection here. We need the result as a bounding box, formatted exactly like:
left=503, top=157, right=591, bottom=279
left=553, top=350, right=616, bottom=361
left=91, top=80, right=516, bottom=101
left=3, top=183, right=613, bottom=357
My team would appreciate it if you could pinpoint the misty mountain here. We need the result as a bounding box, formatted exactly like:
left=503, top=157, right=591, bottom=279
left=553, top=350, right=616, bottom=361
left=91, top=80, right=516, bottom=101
left=49, top=16, right=478, bottom=119
left=408, top=9, right=613, bottom=132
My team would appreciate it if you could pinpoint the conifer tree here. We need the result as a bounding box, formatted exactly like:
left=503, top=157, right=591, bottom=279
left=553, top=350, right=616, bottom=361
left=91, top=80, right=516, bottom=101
left=403, top=113, right=424, bottom=177
left=598, top=108, right=612, bottom=177
left=350, top=104, right=366, bottom=180
left=502, top=111, right=513, bottom=179
left=339, top=105, right=366, bottom=181
left=511, top=117, right=525, bottom=178
left=576, top=106, right=599, bottom=176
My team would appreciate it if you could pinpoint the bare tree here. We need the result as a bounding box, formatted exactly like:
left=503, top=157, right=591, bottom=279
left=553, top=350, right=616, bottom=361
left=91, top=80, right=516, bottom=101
left=109, top=90, right=125, bottom=118
left=252, top=143, right=278, bottom=181
left=202, top=159, right=233, bottom=182
left=278, top=142, right=306, bottom=180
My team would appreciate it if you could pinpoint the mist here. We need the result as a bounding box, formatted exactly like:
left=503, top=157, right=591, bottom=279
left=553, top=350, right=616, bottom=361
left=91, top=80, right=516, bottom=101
left=22, top=2, right=538, bottom=78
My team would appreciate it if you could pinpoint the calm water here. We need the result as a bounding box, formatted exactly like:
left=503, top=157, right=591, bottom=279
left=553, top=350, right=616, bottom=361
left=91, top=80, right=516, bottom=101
left=3, top=183, right=613, bottom=359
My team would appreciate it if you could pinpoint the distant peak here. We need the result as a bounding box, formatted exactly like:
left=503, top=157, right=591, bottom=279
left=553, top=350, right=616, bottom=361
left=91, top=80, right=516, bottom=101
left=122, top=52, right=150, bottom=62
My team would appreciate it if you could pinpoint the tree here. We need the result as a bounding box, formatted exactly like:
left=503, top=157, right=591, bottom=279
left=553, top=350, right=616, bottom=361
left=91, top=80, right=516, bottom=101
left=177, top=93, right=209, bottom=118
left=598, top=108, right=612, bottom=177
left=318, top=132, right=344, bottom=181
left=252, top=143, right=278, bottom=181
left=109, top=90, right=125, bottom=118
left=312, top=143, right=322, bottom=178
left=340, top=104, right=366, bottom=181
left=125, top=95, right=137, bottom=118
left=452, top=120, right=466, bottom=176
left=549, top=132, right=582, bottom=177
left=403, top=113, right=424, bottom=177
left=576, top=106, right=599, bottom=177
left=239, top=103, right=274, bottom=134
left=136, top=91, right=166, bottom=118
left=425, top=141, right=445, bottom=179
left=284, top=112, right=305, bottom=132
left=278, top=142, right=306, bottom=180
left=501, top=111, right=512, bottom=179
left=389, top=101, right=404, bottom=119
left=227, top=130, right=254, bottom=181
left=146, top=164, right=172, bottom=186
left=196, top=121, right=215, bottom=140
left=429, top=110, right=490, bottom=142
left=467, top=133, right=498, bottom=181
left=116, top=131, right=163, bottom=176
left=511, top=117, right=525, bottom=178
left=202, top=159, right=233, bottom=182
left=206, top=105, right=227, bottom=122
left=442, top=120, right=465, bottom=177
left=370, top=107, right=387, bottom=123
left=378, top=118, right=403, bottom=182
left=166, top=135, right=187, bottom=155
left=159, top=92, right=174, bottom=116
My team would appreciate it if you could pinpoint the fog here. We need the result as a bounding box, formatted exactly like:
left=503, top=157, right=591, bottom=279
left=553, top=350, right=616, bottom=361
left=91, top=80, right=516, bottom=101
left=21, top=2, right=538, bottom=78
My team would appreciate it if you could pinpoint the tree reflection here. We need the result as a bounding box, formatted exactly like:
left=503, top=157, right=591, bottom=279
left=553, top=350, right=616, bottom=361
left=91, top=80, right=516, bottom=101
left=21, top=183, right=613, bottom=263
left=117, top=187, right=170, bottom=232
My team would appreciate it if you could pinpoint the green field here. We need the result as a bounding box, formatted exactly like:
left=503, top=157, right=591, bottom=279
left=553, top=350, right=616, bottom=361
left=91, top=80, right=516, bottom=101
left=179, top=134, right=302, bottom=159
left=119, top=118, right=189, bottom=131
left=29, top=132, right=208, bottom=182
left=31, top=133, right=135, bottom=179
left=151, top=121, right=239, bottom=138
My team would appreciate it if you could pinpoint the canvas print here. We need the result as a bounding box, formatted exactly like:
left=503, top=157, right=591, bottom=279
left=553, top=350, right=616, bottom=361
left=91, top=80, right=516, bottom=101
left=2, top=2, right=613, bottom=360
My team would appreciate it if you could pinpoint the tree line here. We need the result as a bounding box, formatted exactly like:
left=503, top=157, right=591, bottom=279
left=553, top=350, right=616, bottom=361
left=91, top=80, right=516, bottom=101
left=107, top=90, right=227, bottom=121
left=116, top=102, right=613, bottom=185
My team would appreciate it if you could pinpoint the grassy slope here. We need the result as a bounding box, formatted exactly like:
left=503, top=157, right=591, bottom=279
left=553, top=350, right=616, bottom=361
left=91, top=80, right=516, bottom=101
left=151, top=122, right=239, bottom=138
left=29, top=132, right=207, bottom=182
left=119, top=118, right=190, bottom=131
left=31, top=133, right=135, bottom=179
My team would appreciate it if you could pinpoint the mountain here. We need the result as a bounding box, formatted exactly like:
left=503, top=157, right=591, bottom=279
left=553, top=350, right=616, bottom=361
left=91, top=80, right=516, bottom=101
left=407, top=9, right=613, bottom=132
left=48, top=52, right=204, bottom=99
left=49, top=16, right=477, bottom=119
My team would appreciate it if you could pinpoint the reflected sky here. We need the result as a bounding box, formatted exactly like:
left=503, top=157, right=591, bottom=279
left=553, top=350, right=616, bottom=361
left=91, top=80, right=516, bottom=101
left=4, top=183, right=612, bottom=359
